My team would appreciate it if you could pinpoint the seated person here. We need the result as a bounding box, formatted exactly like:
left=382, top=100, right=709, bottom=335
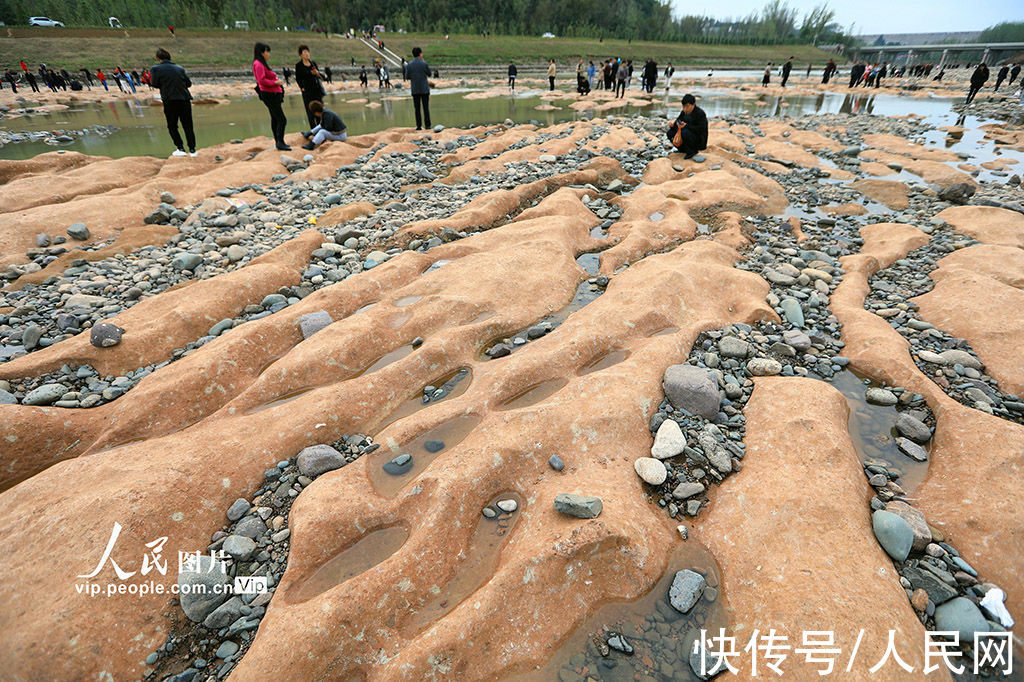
left=301, top=100, right=347, bottom=150
left=666, top=93, right=708, bottom=159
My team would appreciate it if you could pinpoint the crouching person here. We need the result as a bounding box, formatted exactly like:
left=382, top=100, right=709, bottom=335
left=301, top=100, right=347, bottom=150
left=666, top=93, right=708, bottom=159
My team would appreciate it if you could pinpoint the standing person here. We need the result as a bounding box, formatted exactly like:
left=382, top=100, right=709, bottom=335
left=359, top=66, right=368, bottom=88
left=252, top=42, right=290, bottom=150
left=323, top=66, right=332, bottom=83
left=25, top=70, right=39, bottom=92
left=848, top=62, right=862, bottom=87
left=587, top=61, right=596, bottom=90
left=1009, top=63, right=1021, bottom=86
left=806, top=63, right=812, bottom=78
left=401, top=57, right=407, bottom=80
left=644, top=58, right=657, bottom=93
left=295, top=44, right=325, bottom=128
left=382, top=64, right=391, bottom=89
left=615, top=61, right=628, bottom=98
left=121, top=67, right=136, bottom=93
left=20, top=60, right=27, bottom=72
left=406, top=46, right=432, bottom=131
left=762, top=63, right=771, bottom=87
left=282, top=65, right=291, bottom=86
left=626, top=59, right=634, bottom=88
left=993, top=64, right=1009, bottom=91
left=875, top=62, right=887, bottom=88
left=96, top=69, right=108, bottom=91
left=80, top=68, right=94, bottom=88
left=664, top=62, right=675, bottom=91
left=150, top=48, right=197, bottom=157
left=965, top=62, right=989, bottom=104
left=603, top=59, right=613, bottom=90
left=666, top=93, right=708, bottom=159
left=781, top=56, right=793, bottom=87
left=507, top=61, right=517, bottom=90
left=547, top=59, right=556, bottom=91
left=301, top=100, right=347, bottom=149
left=4, top=70, right=18, bottom=93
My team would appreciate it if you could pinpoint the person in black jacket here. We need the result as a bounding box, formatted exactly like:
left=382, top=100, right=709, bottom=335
left=301, top=100, right=347, bottom=149
left=822, top=59, right=836, bottom=83
left=848, top=62, right=864, bottom=88
left=295, top=44, right=325, bottom=128
left=508, top=61, right=517, bottom=90
left=643, top=59, right=657, bottom=93
left=781, top=56, right=793, bottom=87
left=406, top=47, right=432, bottom=130
left=966, top=63, right=989, bottom=104
left=666, top=93, right=708, bottom=159
left=150, top=48, right=196, bottom=157
left=993, top=64, right=1009, bottom=91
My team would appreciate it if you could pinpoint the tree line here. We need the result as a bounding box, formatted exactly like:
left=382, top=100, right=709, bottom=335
left=0, top=0, right=859, bottom=46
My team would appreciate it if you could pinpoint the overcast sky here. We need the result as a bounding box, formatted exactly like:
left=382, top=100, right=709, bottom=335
left=668, top=0, right=1023, bottom=35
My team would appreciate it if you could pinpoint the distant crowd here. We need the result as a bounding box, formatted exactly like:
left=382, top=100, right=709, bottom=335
left=0, top=61, right=152, bottom=94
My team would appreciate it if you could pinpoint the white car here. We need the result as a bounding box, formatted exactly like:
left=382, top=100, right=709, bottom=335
left=29, top=16, right=64, bottom=27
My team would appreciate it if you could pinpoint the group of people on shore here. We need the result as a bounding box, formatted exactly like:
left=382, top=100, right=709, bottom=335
left=522, top=58, right=675, bottom=98
left=966, top=61, right=1023, bottom=104
left=0, top=62, right=147, bottom=94
left=761, top=58, right=797, bottom=87
left=11, top=43, right=1021, bottom=162
left=248, top=42, right=434, bottom=150
left=135, top=41, right=434, bottom=157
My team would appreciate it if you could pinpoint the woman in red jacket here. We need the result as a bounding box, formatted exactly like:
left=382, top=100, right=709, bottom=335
left=253, top=42, right=290, bottom=150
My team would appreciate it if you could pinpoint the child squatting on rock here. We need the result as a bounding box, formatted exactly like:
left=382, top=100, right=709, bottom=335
left=301, top=100, right=347, bottom=150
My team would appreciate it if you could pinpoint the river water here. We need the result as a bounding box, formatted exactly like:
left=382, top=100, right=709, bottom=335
left=0, top=85, right=968, bottom=161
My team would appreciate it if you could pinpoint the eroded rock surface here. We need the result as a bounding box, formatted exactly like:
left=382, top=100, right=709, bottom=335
left=1, top=109, right=1020, bottom=681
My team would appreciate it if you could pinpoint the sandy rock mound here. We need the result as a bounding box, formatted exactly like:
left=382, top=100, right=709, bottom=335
left=0, top=174, right=777, bottom=680
left=833, top=221, right=1024, bottom=620
left=700, top=376, right=933, bottom=679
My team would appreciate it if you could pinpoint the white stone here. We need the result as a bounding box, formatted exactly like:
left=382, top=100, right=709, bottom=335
left=634, top=457, right=668, bottom=485
left=63, top=293, right=107, bottom=308
left=916, top=350, right=946, bottom=365
left=747, top=357, right=782, bottom=376
left=651, top=419, right=687, bottom=460
left=496, top=499, right=518, bottom=513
